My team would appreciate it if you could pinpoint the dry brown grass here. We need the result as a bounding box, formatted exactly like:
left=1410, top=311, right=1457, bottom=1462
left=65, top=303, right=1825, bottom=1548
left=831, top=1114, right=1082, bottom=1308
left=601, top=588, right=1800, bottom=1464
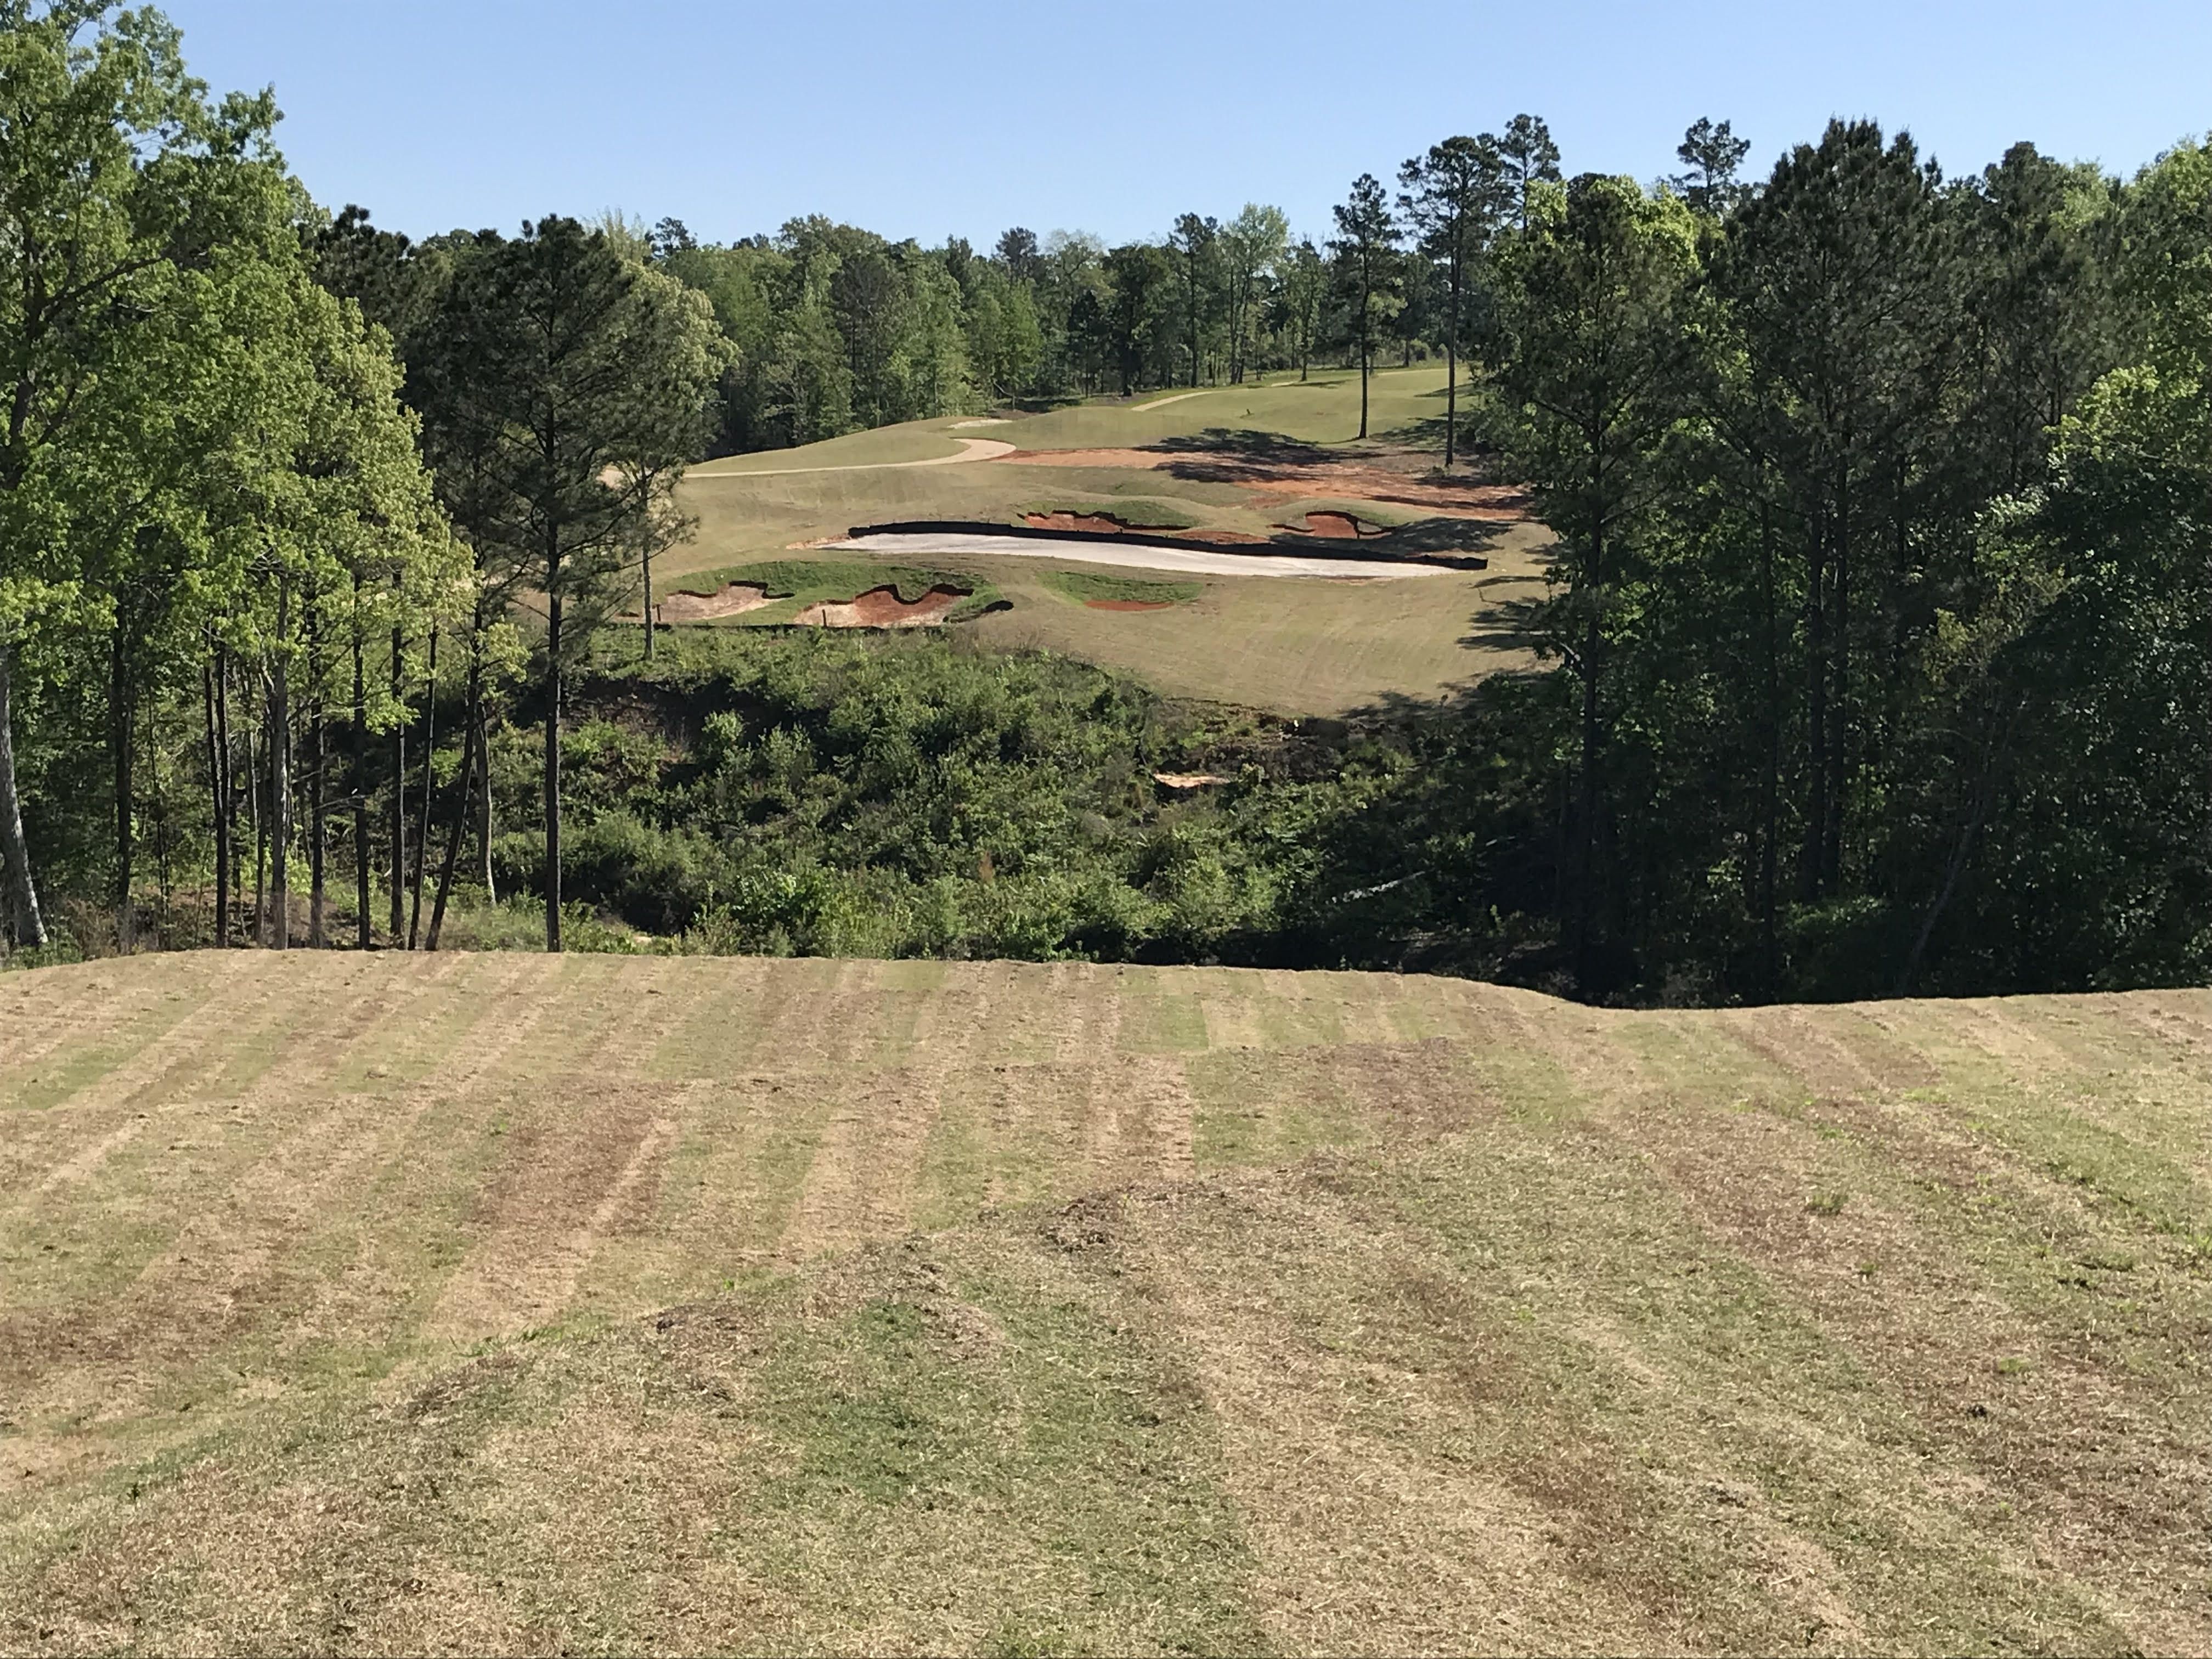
left=4, top=954, right=2210, bottom=1653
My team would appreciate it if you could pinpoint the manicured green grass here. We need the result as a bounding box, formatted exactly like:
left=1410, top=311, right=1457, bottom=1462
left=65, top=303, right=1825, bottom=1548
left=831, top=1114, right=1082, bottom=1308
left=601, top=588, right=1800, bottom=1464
left=1035, top=569, right=1203, bottom=607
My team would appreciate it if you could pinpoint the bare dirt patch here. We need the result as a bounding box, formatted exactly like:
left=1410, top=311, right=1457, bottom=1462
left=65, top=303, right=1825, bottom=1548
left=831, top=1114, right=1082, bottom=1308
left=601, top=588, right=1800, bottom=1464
left=654, top=582, right=775, bottom=622
left=793, top=584, right=970, bottom=628
left=1282, top=510, right=1389, bottom=540
left=1090, top=598, right=1174, bottom=612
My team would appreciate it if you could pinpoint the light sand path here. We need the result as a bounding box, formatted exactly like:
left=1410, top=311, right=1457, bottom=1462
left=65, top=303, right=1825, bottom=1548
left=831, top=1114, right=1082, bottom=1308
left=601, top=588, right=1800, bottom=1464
left=1127, top=390, right=1214, bottom=411
left=832, top=530, right=1454, bottom=580
left=690, top=436, right=1015, bottom=479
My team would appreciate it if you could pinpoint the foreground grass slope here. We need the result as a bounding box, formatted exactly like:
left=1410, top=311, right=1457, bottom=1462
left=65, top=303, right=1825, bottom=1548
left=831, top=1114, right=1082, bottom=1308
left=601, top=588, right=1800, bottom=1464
left=4, top=955, right=2209, bottom=1653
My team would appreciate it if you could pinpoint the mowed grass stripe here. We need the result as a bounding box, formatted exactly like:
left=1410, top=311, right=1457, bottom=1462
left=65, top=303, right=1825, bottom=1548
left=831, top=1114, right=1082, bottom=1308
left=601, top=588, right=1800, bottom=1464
left=4, top=954, right=2210, bottom=1652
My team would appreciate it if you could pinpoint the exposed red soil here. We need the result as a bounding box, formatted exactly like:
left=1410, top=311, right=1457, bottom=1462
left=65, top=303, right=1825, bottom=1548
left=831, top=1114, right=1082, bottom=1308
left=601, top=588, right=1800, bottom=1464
left=653, top=582, right=774, bottom=622
left=996, top=448, right=1532, bottom=521
left=1020, top=510, right=1267, bottom=546
left=1024, top=511, right=1163, bottom=534
left=1087, top=599, right=1176, bottom=612
left=1281, top=511, right=1389, bottom=540
left=795, top=584, right=969, bottom=629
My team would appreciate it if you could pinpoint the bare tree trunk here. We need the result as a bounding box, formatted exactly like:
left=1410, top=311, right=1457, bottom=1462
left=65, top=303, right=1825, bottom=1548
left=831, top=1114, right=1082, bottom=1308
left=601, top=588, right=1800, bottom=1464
left=427, top=656, right=483, bottom=952
left=388, top=623, right=404, bottom=945
left=1443, top=253, right=1462, bottom=471
left=246, top=667, right=264, bottom=947
left=269, top=579, right=291, bottom=951
left=351, top=576, right=371, bottom=949
left=0, top=635, right=48, bottom=949
left=111, top=625, right=134, bottom=951
left=407, top=627, right=437, bottom=949
left=642, top=545, right=654, bottom=662
left=213, top=645, right=234, bottom=946
left=477, top=704, right=496, bottom=904
left=148, top=687, right=168, bottom=944
left=203, top=659, right=227, bottom=948
left=307, top=602, right=326, bottom=949
left=544, top=592, right=564, bottom=953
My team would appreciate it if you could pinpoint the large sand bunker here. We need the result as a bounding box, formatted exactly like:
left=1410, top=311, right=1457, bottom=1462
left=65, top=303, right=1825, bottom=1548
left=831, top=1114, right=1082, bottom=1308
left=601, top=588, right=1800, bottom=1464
left=794, top=584, right=972, bottom=628
left=652, top=582, right=775, bottom=621
left=1280, top=510, right=1390, bottom=539
left=833, top=532, right=1452, bottom=579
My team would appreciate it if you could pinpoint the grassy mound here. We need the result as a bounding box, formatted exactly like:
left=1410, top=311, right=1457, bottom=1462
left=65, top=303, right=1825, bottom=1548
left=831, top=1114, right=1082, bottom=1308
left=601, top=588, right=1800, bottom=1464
left=1036, top=569, right=1203, bottom=608
left=4, top=953, right=2209, bottom=1652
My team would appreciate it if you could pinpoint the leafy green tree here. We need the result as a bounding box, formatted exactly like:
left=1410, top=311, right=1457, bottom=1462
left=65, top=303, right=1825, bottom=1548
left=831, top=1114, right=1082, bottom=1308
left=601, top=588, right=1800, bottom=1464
left=1220, top=204, right=1289, bottom=385
left=1102, top=242, right=1173, bottom=395
left=1671, top=118, right=1752, bottom=215
left=1399, top=136, right=1507, bottom=466
left=1486, top=176, right=1697, bottom=989
left=1168, top=212, right=1222, bottom=386
left=1277, top=239, right=1328, bottom=381
left=1329, top=174, right=1401, bottom=439
left=0, top=1, right=284, bottom=948
left=409, top=216, right=727, bottom=950
left=1494, top=114, right=1564, bottom=229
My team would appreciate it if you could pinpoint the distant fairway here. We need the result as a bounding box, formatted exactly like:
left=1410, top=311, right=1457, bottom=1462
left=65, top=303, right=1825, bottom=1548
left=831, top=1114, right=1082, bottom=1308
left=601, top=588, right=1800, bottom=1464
left=665, top=365, right=1553, bottom=714
left=5, top=953, right=2210, bottom=1652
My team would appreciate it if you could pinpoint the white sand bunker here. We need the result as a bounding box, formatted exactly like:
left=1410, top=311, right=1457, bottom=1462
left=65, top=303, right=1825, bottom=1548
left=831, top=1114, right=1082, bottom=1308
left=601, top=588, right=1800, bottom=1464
left=831, top=531, right=1452, bottom=580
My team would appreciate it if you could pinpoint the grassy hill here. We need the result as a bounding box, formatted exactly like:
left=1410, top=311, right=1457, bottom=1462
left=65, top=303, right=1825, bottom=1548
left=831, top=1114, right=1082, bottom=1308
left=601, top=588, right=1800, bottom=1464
left=667, top=365, right=1555, bottom=715
left=5, top=953, right=2208, bottom=1653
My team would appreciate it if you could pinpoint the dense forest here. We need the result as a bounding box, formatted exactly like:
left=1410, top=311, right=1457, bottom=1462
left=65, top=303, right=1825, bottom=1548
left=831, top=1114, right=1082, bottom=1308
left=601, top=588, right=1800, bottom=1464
left=7, top=1, right=2212, bottom=1006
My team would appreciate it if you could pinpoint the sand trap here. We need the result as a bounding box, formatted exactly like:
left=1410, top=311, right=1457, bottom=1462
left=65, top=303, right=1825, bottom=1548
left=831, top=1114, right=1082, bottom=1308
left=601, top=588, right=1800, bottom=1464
left=692, top=437, right=1016, bottom=479
left=654, top=582, right=775, bottom=621
left=1086, top=598, right=1175, bottom=611
left=794, top=584, right=971, bottom=628
left=1020, top=511, right=1268, bottom=546
left=1127, top=390, right=1212, bottom=411
left=831, top=532, right=1451, bottom=580
left=951, top=417, right=1012, bottom=428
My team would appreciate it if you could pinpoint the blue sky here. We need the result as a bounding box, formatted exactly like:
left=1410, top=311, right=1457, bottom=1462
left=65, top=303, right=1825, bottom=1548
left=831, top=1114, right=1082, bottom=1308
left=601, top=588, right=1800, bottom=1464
left=163, top=1, right=2211, bottom=247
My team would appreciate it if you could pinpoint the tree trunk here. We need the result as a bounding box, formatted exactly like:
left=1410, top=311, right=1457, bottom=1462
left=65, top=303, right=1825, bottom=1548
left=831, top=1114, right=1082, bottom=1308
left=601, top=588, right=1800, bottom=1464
left=477, top=703, right=497, bottom=904
left=407, top=626, right=437, bottom=950
left=246, top=674, right=264, bottom=947
left=351, top=578, right=371, bottom=949
left=148, top=686, right=168, bottom=939
left=307, top=604, right=326, bottom=949
left=203, top=659, right=227, bottom=948
left=213, top=645, right=234, bottom=946
left=1574, top=481, right=1605, bottom=993
left=1826, top=471, right=1850, bottom=891
left=0, top=635, right=49, bottom=949
left=427, top=657, right=483, bottom=952
left=269, top=579, right=292, bottom=951
left=1802, top=511, right=1828, bottom=900
left=1759, top=497, right=1781, bottom=998
left=110, top=625, right=134, bottom=951
left=388, top=623, right=405, bottom=944
left=642, top=544, right=654, bottom=662
left=544, top=593, right=565, bottom=952
left=1443, top=251, right=1462, bottom=471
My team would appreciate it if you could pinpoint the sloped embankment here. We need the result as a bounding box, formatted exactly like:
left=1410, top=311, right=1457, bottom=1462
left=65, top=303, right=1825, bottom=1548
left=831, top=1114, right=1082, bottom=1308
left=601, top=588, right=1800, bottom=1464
left=3, top=953, right=2208, bottom=1652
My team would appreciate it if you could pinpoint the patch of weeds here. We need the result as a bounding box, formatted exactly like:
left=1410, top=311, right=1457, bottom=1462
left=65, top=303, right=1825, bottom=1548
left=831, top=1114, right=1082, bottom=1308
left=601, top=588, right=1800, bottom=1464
left=1805, top=1190, right=1849, bottom=1217
left=1994, top=1356, right=2033, bottom=1377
